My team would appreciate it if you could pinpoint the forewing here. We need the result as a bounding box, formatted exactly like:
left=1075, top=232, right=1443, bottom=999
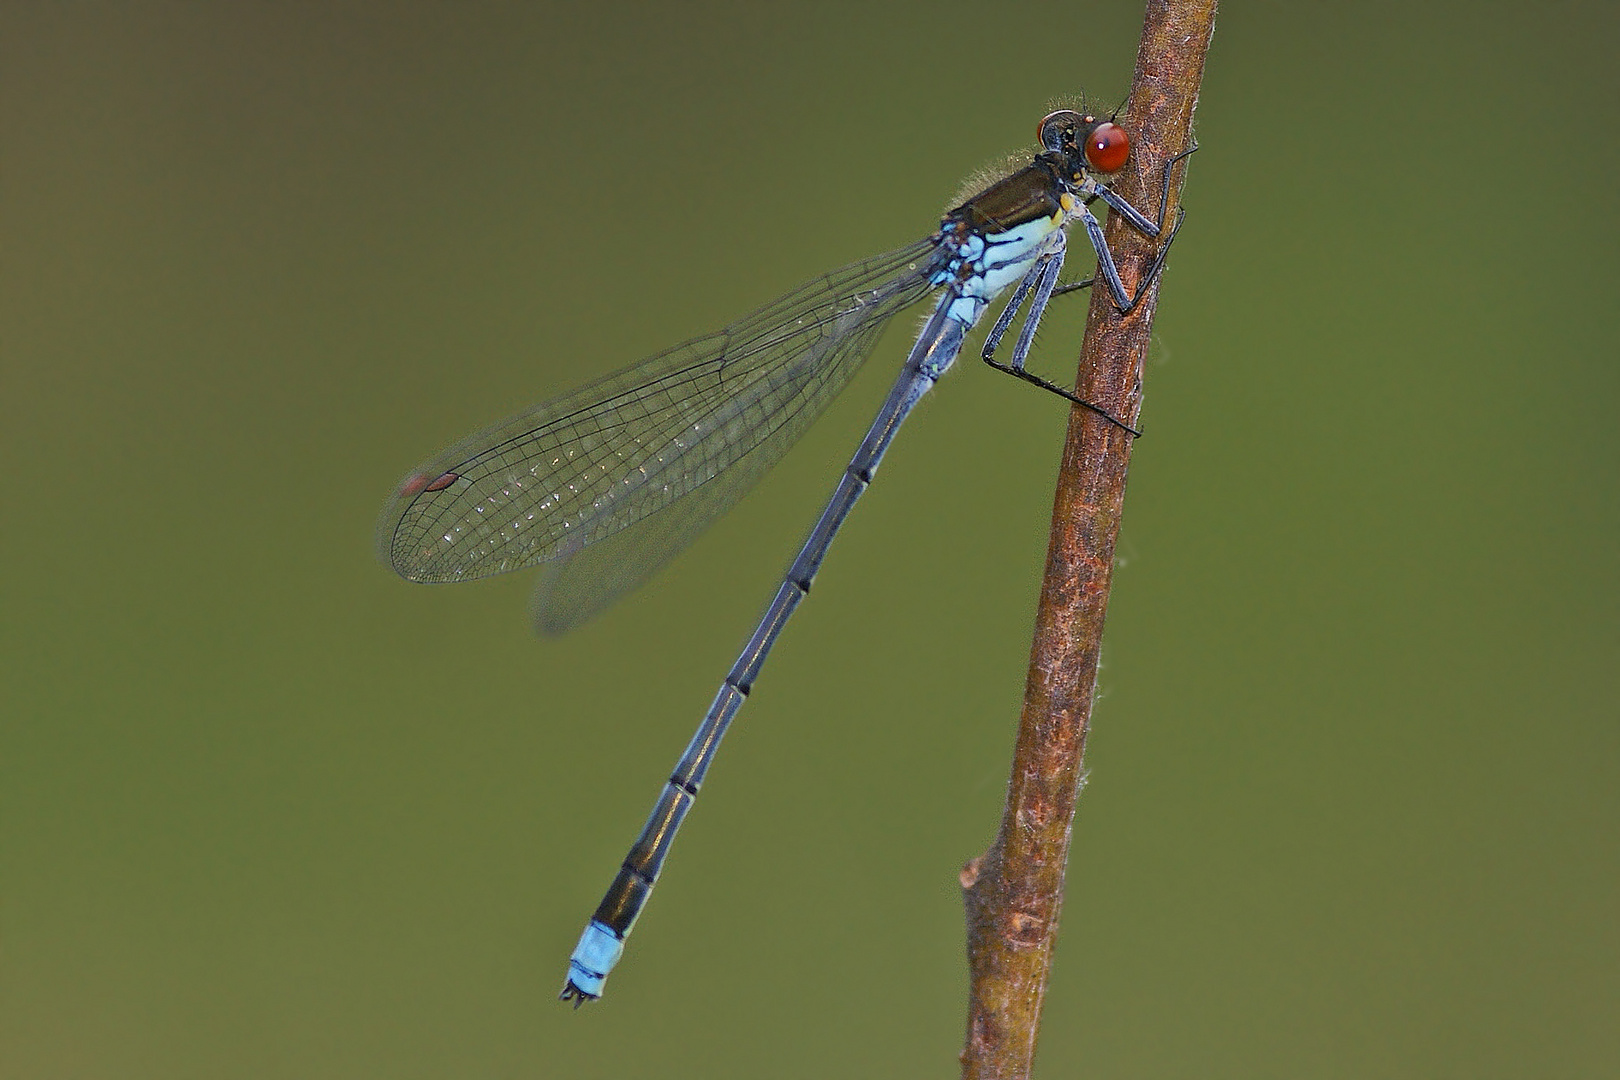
left=379, top=239, right=943, bottom=587
left=526, top=291, right=909, bottom=633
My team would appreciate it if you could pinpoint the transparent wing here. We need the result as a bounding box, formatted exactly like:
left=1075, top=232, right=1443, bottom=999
left=528, top=462, right=769, bottom=634
left=379, top=238, right=945, bottom=613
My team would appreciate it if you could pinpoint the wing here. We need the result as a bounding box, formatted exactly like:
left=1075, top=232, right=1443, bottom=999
left=378, top=238, right=945, bottom=621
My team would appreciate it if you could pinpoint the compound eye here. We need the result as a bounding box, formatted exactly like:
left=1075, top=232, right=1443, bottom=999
left=1084, top=122, right=1130, bottom=173
left=1037, top=109, right=1082, bottom=151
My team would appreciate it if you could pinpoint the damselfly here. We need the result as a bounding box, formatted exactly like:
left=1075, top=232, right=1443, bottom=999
left=378, top=108, right=1192, bottom=1004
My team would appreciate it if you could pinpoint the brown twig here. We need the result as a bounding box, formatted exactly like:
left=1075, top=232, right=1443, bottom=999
left=958, top=3, right=1217, bottom=1076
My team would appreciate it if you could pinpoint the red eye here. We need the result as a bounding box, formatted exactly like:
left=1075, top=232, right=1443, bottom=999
left=1085, top=123, right=1130, bottom=173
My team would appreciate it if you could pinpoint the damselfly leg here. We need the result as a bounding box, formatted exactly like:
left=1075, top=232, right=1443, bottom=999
left=981, top=139, right=1196, bottom=434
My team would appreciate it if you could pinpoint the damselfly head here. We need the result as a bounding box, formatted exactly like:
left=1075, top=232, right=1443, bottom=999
left=1037, top=109, right=1132, bottom=178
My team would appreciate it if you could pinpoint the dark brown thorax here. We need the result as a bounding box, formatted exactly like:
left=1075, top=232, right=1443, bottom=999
left=946, top=156, right=1067, bottom=238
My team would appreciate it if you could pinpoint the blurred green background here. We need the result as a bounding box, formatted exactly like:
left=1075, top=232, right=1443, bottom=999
left=4, top=1, right=1615, bottom=1076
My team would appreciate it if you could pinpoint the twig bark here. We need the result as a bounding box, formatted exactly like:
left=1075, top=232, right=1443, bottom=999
left=959, top=3, right=1217, bottom=1076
